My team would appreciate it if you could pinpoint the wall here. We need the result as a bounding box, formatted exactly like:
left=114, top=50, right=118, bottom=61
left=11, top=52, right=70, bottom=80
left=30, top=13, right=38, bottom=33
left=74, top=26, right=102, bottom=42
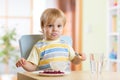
left=82, top=0, right=107, bottom=70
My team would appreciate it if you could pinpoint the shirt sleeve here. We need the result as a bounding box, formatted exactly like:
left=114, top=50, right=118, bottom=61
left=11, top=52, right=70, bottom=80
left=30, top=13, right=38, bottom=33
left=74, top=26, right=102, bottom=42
left=27, top=46, right=39, bottom=65
left=68, top=45, right=76, bottom=61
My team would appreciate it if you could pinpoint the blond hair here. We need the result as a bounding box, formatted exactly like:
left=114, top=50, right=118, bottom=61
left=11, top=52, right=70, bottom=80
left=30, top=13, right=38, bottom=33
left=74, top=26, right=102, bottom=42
left=40, top=8, right=66, bottom=29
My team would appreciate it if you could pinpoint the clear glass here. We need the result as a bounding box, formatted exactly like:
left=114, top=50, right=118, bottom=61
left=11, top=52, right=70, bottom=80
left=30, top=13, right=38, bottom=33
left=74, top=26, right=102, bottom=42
left=90, top=53, right=104, bottom=80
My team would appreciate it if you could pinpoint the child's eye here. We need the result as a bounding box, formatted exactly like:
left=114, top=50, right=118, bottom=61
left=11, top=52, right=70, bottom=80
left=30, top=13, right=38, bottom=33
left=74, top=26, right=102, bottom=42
left=47, top=25, right=53, bottom=27
left=58, top=25, right=62, bottom=28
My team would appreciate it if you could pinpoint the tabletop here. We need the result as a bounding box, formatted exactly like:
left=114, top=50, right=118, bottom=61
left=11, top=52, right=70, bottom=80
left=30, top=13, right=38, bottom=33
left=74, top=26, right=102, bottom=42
left=17, top=71, right=120, bottom=80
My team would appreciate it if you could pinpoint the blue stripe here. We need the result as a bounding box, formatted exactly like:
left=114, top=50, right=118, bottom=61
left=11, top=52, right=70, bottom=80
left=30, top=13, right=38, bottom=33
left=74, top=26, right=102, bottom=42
left=37, top=64, right=51, bottom=70
left=40, top=48, right=68, bottom=57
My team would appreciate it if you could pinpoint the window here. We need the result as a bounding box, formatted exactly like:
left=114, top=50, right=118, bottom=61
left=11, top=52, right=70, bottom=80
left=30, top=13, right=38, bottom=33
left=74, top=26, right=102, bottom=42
left=0, top=0, right=33, bottom=39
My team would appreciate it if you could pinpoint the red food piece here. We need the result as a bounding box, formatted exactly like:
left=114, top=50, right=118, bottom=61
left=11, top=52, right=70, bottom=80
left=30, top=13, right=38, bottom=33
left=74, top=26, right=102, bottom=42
left=114, top=3, right=117, bottom=6
left=41, top=69, right=64, bottom=74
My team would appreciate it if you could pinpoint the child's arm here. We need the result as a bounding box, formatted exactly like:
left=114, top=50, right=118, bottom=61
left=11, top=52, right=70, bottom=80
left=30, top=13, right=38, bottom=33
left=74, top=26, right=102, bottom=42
left=16, top=58, right=37, bottom=72
left=71, top=53, right=86, bottom=64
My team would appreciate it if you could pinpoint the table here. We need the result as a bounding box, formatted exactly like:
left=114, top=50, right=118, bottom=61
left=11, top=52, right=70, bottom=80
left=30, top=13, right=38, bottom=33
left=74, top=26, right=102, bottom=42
left=17, top=71, right=120, bottom=80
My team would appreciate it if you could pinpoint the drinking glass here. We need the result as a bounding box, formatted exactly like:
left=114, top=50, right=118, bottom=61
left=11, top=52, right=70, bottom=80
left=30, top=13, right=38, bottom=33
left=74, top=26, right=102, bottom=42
left=89, top=53, right=104, bottom=80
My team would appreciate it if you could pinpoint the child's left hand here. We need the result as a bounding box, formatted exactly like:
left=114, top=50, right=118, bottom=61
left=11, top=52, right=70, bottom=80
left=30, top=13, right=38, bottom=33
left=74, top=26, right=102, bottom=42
left=79, top=53, right=86, bottom=61
left=72, top=53, right=86, bottom=64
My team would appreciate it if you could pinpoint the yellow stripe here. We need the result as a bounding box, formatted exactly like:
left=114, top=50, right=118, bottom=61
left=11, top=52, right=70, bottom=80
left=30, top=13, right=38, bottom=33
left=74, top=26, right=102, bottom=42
left=39, top=44, right=69, bottom=52
left=39, top=57, right=69, bottom=65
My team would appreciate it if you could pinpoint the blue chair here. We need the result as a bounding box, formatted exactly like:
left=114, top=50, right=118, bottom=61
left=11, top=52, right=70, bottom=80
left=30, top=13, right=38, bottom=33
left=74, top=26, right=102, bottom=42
left=19, top=35, right=72, bottom=59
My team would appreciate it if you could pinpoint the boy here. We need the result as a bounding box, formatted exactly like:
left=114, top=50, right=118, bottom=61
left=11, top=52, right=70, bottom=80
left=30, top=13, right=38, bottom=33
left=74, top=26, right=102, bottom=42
left=16, top=8, right=86, bottom=72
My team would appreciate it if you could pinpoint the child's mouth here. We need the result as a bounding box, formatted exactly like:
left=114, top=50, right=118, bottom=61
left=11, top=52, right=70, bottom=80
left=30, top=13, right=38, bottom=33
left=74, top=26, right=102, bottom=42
left=52, top=33, right=58, bottom=36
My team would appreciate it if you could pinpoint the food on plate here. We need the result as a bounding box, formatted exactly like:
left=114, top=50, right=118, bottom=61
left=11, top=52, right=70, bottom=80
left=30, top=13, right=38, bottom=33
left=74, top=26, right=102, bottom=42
left=39, top=69, right=64, bottom=74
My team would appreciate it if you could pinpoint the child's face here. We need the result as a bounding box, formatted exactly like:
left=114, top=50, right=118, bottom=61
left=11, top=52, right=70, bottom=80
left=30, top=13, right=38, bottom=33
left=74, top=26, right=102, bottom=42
left=42, top=18, right=64, bottom=41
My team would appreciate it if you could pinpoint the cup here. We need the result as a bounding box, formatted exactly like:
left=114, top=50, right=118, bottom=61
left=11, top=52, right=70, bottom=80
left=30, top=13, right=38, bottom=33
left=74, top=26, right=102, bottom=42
left=89, top=53, right=104, bottom=80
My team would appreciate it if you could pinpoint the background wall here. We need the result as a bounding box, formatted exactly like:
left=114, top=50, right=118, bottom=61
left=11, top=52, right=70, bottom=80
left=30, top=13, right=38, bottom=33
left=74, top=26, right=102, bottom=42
left=82, top=0, right=107, bottom=71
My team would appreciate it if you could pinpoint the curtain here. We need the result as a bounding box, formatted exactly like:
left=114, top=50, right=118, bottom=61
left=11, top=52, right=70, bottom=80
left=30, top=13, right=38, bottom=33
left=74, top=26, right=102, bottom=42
left=56, top=0, right=82, bottom=71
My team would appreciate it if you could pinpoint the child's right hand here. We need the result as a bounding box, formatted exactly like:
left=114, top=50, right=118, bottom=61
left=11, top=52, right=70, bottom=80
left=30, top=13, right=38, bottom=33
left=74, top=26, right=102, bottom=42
left=16, top=58, right=27, bottom=67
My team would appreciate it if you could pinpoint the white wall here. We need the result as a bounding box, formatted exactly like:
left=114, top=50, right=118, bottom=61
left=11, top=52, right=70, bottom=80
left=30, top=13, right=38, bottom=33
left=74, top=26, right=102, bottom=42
left=82, top=0, right=107, bottom=71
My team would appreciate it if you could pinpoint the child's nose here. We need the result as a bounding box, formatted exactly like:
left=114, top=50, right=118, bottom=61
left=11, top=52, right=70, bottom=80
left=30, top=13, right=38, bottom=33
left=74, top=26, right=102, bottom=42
left=53, top=26, right=58, bottom=31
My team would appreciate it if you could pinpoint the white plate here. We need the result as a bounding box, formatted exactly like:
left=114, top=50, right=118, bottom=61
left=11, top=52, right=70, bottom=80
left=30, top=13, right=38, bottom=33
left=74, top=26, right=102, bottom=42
left=39, top=71, right=70, bottom=76
left=39, top=73, right=64, bottom=76
left=32, top=70, right=70, bottom=76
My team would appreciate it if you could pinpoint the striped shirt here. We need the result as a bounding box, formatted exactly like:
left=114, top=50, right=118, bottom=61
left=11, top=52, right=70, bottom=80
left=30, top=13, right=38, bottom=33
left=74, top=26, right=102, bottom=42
left=27, top=39, right=76, bottom=71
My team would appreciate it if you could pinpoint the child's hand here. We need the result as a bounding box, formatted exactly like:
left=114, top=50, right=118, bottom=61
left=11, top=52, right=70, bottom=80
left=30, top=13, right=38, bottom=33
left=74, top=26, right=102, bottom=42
left=72, top=53, right=86, bottom=64
left=79, top=53, right=86, bottom=61
left=16, top=58, right=37, bottom=71
left=16, top=58, right=27, bottom=67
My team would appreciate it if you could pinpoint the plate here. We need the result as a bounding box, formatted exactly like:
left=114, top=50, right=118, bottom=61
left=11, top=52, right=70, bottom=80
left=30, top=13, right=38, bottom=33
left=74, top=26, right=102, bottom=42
left=39, top=72, right=64, bottom=76
left=39, top=71, right=70, bottom=77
